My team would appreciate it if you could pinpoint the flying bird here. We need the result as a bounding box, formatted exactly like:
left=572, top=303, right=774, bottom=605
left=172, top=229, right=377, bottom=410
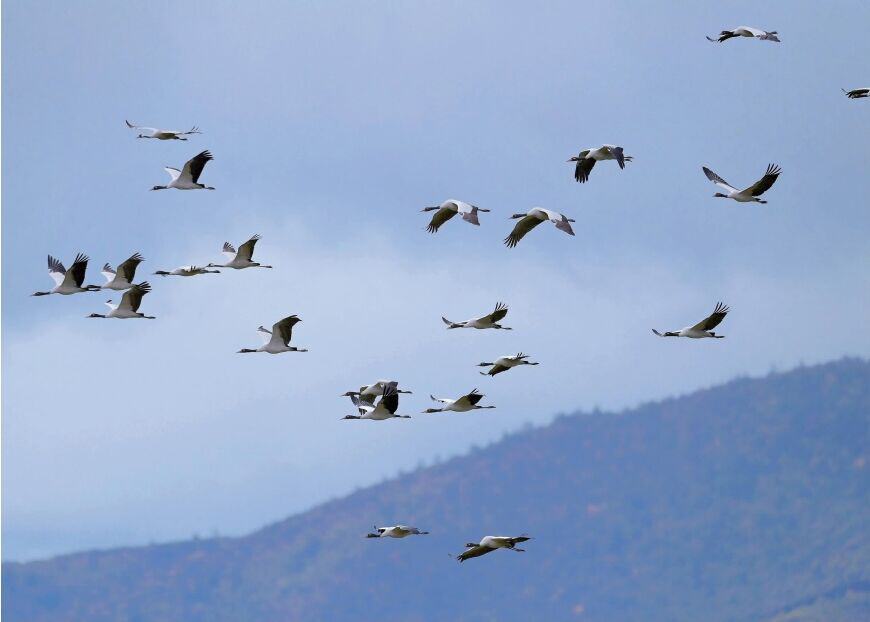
left=423, top=389, right=495, bottom=413
left=207, top=235, right=272, bottom=270
left=366, top=525, right=429, bottom=539
left=505, top=208, right=575, bottom=248
left=154, top=265, right=220, bottom=277
left=443, top=302, right=511, bottom=330
left=842, top=87, right=869, bottom=99
left=478, top=353, right=539, bottom=377
left=150, top=150, right=215, bottom=190
left=455, top=536, right=532, bottom=562
left=343, top=384, right=410, bottom=421
left=87, top=282, right=155, bottom=319
left=568, top=145, right=632, bottom=183
left=100, top=253, right=144, bottom=290
left=342, top=380, right=412, bottom=406
left=706, top=27, right=780, bottom=43
left=652, top=302, right=730, bottom=339
left=703, top=164, right=781, bottom=203
left=32, top=254, right=101, bottom=296
left=422, top=199, right=490, bottom=233
left=238, top=315, right=307, bottom=354
left=125, top=120, right=202, bottom=140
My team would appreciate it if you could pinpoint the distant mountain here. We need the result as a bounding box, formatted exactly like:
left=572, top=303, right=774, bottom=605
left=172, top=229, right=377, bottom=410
left=4, top=358, right=869, bottom=622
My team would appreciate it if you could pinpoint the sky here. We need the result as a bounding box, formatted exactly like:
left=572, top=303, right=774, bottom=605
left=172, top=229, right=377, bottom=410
left=2, top=1, right=869, bottom=561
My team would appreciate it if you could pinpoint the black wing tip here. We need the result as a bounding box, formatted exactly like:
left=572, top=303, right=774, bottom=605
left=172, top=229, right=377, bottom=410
left=129, top=252, right=145, bottom=262
left=73, top=252, right=90, bottom=264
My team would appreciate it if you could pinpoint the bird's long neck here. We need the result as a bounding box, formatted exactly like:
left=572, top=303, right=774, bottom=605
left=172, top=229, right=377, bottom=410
left=32, top=291, right=51, bottom=296
left=238, top=348, right=258, bottom=353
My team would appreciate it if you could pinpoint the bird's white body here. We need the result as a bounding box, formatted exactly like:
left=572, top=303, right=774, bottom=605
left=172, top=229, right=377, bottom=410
left=126, top=120, right=201, bottom=140
left=707, top=26, right=780, bottom=43
left=88, top=283, right=155, bottom=319
left=425, top=390, right=495, bottom=413
left=100, top=253, right=144, bottom=291
left=34, top=254, right=100, bottom=296
left=238, top=315, right=306, bottom=354
left=703, top=165, right=781, bottom=204
left=423, top=199, right=490, bottom=233
left=154, top=266, right=220, bottom=277
left=455, top=534, right=532, bottom=561
left=151, top=151, right=214, bottom=191
left=443, top=302, right=511, bottom=330
left=504, top=208, right=575, bottom=247
left=208, top=235, right=272, bottom=270
left=344, top=384, right=409, bottom=420
left=653, top=302, right=730, bottom=339
left=479, top=353, right=539, bottom=376
left=368, top=525, right=428, bottom=538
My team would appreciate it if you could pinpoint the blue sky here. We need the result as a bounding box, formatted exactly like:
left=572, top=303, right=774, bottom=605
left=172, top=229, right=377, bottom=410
left=3, top=1, right=869, bottom=561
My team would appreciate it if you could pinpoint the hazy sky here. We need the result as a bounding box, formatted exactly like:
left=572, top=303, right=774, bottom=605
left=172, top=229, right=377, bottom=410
left=3, top=1, right=869, bottom=561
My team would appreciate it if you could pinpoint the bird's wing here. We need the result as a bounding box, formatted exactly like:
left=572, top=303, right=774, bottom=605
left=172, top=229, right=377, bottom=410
left=126, top=120, right=158, bottom=133
left=116, top=253, right=144, bottom=282
left=237, top=234, right=261, bottom=261
left=67, top=253, right=90, bottom=288
left=460, top=209, right=481, bottom=226
left=504, top=216, right=542, bottom=248
left=481, top=302, right=509, bottom=323
left=702, top=167, right=737, bottom=193
left=379, top=384, right=399, bottom=414
left=488, top=364, right=510, bottom=376
left=426, top=207, right=457, bottom=233
left=164, top=167, right=182, bottom=181
left=181, top=150, right=213, bottom=184
left=551, top=213, right=575, bottom=236
left=222, top=242, right=237, bottom=260
left=257, top=326, right=273, bottom=344
left=430, top=395, right=451, bottom=404
left=691, top=302, right=729, bottom=330
left=272, top=315, right=298, bottom=347
left=610, top=146, right=626, bottom=169
left=457, top=545, right=492, bottom=561
left=119, top=282, right=150, bottom=312
left=574, top=157, right=596, bottom=183
left=101, top=264, right=117, bottom=283
left=744, top=164, right=781, bottom=197
left=47, top=255, right=66, bottom=286
left=465, top=390, right=484, bottom=406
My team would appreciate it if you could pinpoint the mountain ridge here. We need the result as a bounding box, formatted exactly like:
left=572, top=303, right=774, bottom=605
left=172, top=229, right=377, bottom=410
left=4, top=357, right=869, bottom=621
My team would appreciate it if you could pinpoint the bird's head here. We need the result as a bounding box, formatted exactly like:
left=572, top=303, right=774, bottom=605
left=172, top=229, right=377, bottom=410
left=567, top=155, right=580, bottom=162
left=150, top=185, right=166, bottom=191
left=510, top=213, right=526, bottom=219
left=365, top=532, right=380, bottom=538
left=154, top=271, right=170, bottom=276
left=86, top=313, right=106, bottom=319
left=464, top=542, right=478, bottom=548
left=713, top=192, right=728, bottom=198
left=342, top=414, right=361, bottom=420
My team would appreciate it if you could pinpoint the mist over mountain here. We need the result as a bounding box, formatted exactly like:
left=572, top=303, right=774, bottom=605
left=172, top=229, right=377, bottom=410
left=4, top=358, right=868, bottom=621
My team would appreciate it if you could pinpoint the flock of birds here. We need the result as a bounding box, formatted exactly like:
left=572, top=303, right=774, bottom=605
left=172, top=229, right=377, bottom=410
left=34, top=25, right=867, bottom=563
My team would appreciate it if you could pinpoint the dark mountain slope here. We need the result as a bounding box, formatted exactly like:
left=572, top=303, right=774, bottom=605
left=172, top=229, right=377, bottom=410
left=4, top=358, right=869, bottom=621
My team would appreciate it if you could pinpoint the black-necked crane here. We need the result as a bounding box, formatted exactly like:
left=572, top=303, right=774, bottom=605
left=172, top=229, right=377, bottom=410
left=568, top=145, right=632, bottom=183
left=32, top=254, right=100, bottom=296
left=154, top=265, right=220, bottom=277
left=843, top=87, right=869, bottom=99
left=423, top=389, right=495, bottom=413
left=455, top=536, right=532, bottom=562
left=87, top=282, right=155, bottom=319
left=150, top=150, right=215, bottom=190
left=207, top=235, right=272, bottom=270
left=100, top=253, right=144, bottom=291
left=706, top=27, right=780, bottom=43
left=653, top=302, right=730, bottom=339
left=443, top=302, right=511, bottom=330
left=504, top=208, right=575, bottom=248
left=478, top=353, right=539, bottom=377
left=238, top=315, right=307, bottom=354
left=422, top=199, right=490, bottom=233
left=125, top=120, right=202, bottom=140
left=703, top=164, right=781, bottom=203
left=366, top=525, right=429, bottom=538
left=341, top=380, right=412, bottom=406
left=343, top=384, right=410, bottom=421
